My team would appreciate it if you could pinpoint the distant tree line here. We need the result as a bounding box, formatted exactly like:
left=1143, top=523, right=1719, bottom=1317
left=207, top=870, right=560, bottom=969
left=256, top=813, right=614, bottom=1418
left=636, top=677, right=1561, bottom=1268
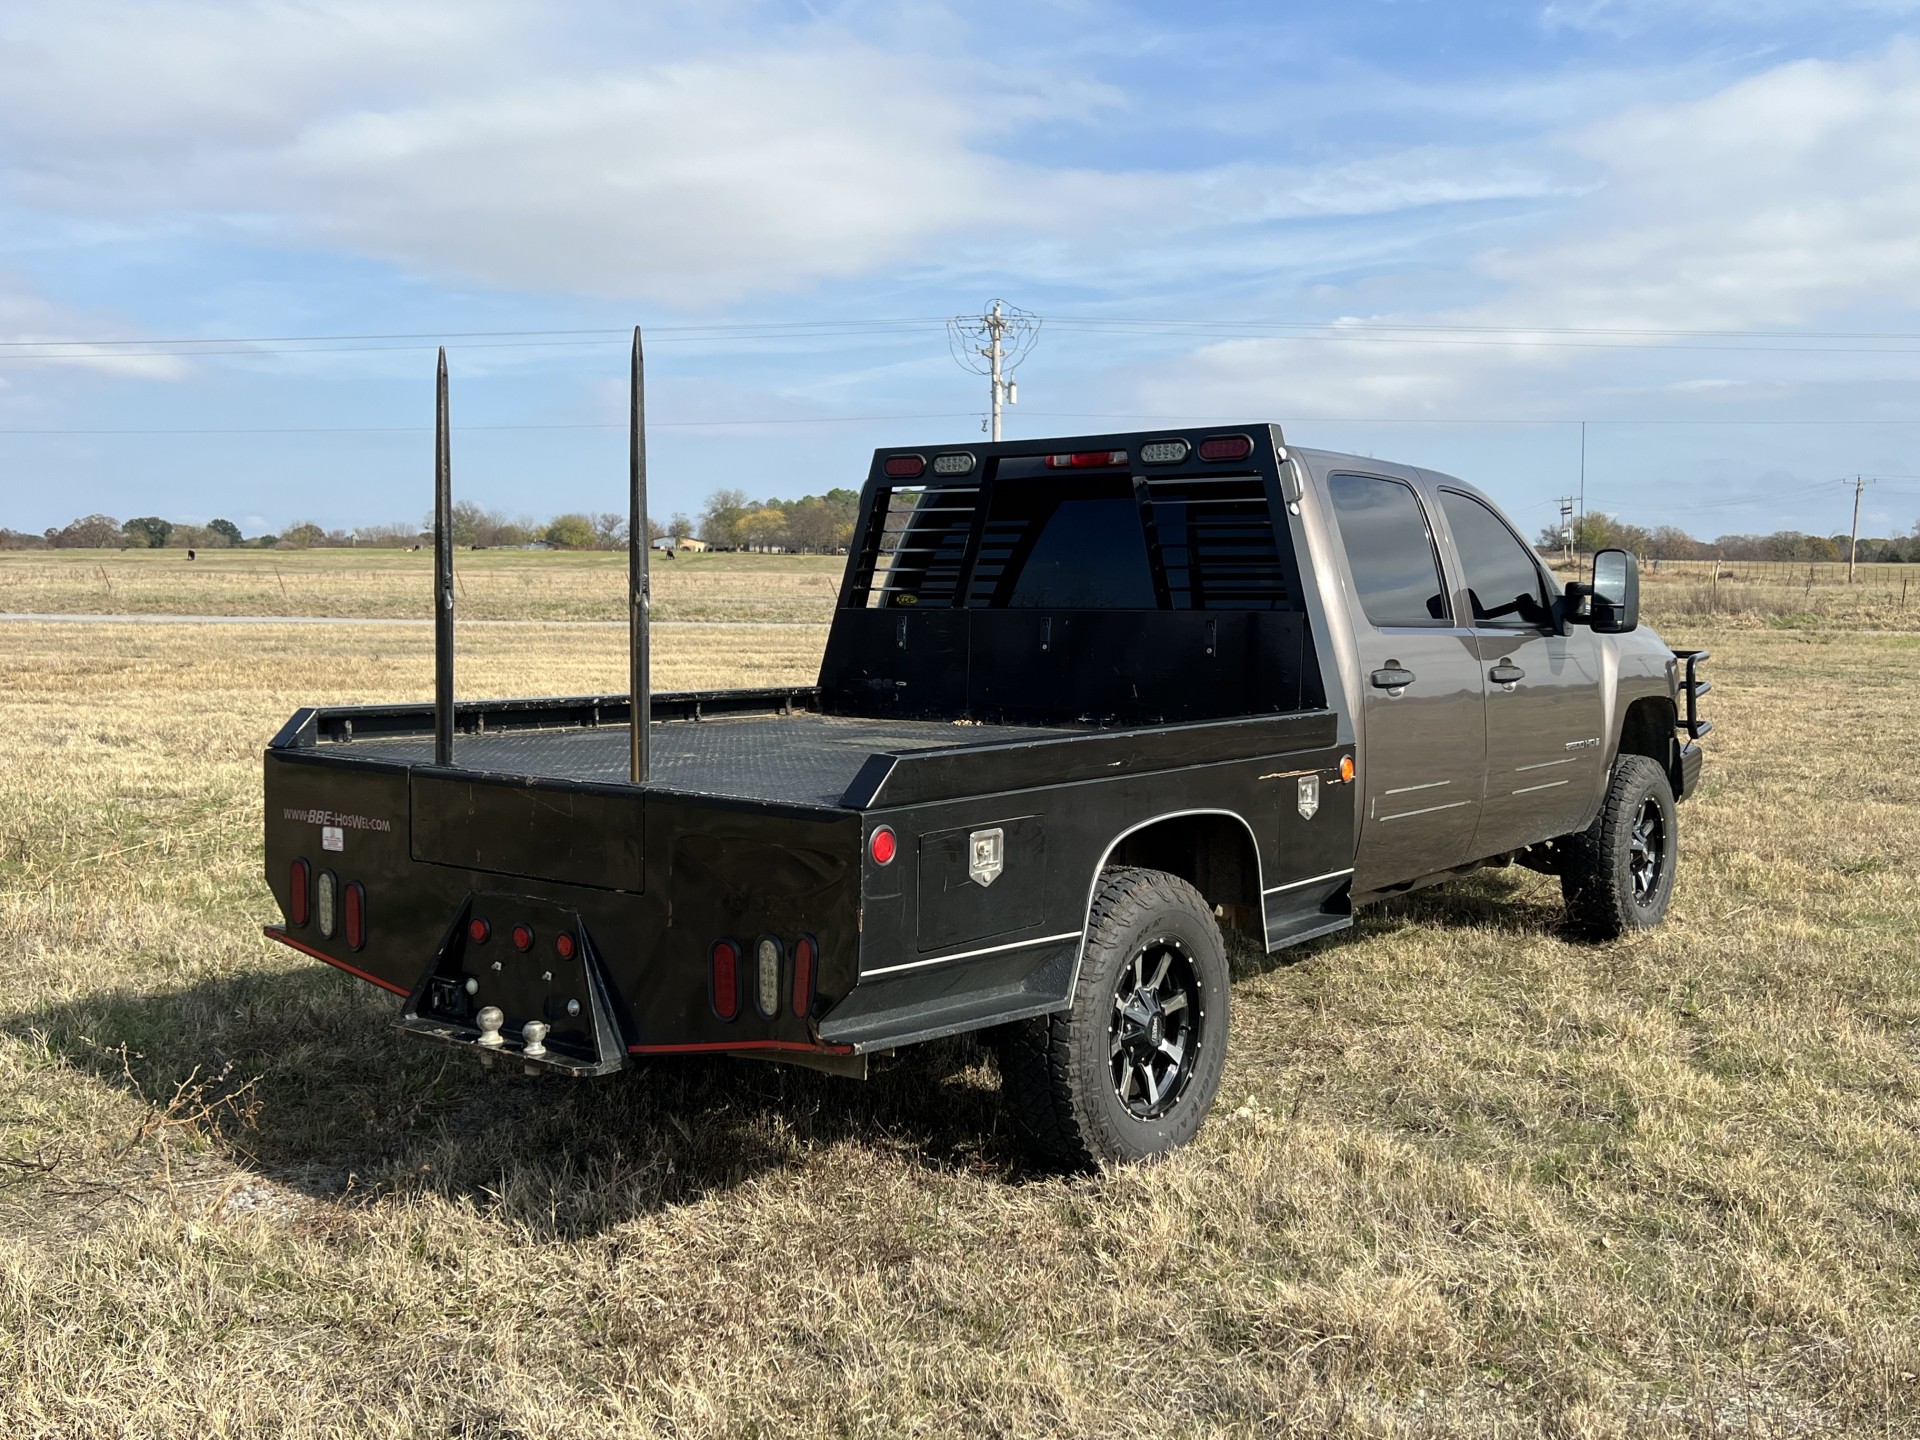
left=1, top=488, right=865, bottom=554
left=1537, top=512, right=1920, bottom=563
left=693, top=488, right=861, bottom=552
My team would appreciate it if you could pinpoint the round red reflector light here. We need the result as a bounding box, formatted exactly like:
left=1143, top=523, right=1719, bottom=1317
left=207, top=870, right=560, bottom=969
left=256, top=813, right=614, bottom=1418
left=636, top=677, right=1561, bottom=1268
left=869, top=826, right=897, bottom=865
left=344, top=882, right=367, bottom=952
left=555, top=932, right=576, bottom=961
left=711, top=939, right=741, bottom=1021
left=883, top=453, right=925, bottom=479
left=792, top=934, right=817, bottom=1018
left=468, top=917, right=490, bottom=944
left=511, top=924, right=534, bottom=952
left=1197, top=434, right=1254, bottom=461
left=288, top=858, right=311, bottom=928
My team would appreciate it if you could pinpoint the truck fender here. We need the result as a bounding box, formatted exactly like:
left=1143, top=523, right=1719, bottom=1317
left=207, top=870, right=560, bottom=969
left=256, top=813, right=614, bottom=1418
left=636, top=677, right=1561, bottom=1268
left=1063, top=808, right=1267, bottom=1005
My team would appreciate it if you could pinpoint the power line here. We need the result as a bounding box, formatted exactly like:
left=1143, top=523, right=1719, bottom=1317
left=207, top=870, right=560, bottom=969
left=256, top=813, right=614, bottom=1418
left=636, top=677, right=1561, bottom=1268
left=13, top=313, right=1920, bottom=350
left=10, top=411, right=1920, bottom=437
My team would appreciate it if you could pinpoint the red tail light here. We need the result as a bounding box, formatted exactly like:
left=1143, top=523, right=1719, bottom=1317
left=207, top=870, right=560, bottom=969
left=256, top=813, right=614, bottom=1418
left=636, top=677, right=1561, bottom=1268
left=344, top=882, right=367, bottom=952
left=1045, top=450, right=1128, bottom=469
left=469, top=917, right=491, bottom=944
left=792, top=934, right=817, bottom=1018
left=711, top=939, right=742, bottom=1021
left=869, top=826, right=897, bottom=865
left=1197, top=434, right=1253, bottom=461
left=555, top=932, right=577, bottom=961
left=511, top=924, right=534, bottom=953
left=288, top=858, right=310, bottom=927
left=883, top=453, right=926, bottom=478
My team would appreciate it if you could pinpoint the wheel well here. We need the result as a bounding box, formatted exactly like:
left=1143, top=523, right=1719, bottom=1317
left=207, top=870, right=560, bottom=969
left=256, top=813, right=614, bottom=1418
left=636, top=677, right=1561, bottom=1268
left=1105, top=813, right=1261, bottom=932
left=1618, top=695, right=1679, bottom=785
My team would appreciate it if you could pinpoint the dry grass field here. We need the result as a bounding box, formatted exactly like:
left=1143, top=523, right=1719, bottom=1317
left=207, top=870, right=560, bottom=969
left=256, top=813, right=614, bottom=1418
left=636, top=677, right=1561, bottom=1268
left=1, top=554, right=1917, bottom=1437
left=0, top=548, right=845, bottom=624
left=3, top=547, right=1919, bottom=632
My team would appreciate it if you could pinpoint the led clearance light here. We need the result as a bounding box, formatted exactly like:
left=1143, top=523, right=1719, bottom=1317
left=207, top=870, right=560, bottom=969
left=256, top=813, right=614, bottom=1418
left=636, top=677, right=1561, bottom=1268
left=883, top=453, right=926, bottom=479
left=555, top=932, right=576, bottom=961
left=1340, top=755, right=1356, bottom=783
left=1140, top=439, right=1189, bottom=464
left=468, top=917, right=490, bottom=944
left=1045, top=450, right=1128, bottom=469
left=711, top=939, right=742, bottom=1021
left=1197, top=434, right=1254, bottom=461
left=931, top=452, right=976, bottom=475
left=511, top=923, right=534, bottom=953
left=288, top=858, right=311, bottom=928
left=344, top=881, right=367, bottom=952
left=315, top=871, right=338, bottom=939
left=755, top=936, right=783, bottom=1019
left=792, top=935, right=817, bottom=1018
left=870, top=826, right=898, bottom=865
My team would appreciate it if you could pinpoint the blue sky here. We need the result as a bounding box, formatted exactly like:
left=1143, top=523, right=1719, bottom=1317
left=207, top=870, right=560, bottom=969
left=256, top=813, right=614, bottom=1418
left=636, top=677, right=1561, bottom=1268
left=4, top=0, right=1920, bottom=540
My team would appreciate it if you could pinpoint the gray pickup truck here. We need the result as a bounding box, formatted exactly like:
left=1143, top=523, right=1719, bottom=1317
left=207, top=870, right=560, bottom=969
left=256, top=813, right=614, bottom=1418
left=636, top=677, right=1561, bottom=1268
left=263, top=348, right=1711, bottom=1169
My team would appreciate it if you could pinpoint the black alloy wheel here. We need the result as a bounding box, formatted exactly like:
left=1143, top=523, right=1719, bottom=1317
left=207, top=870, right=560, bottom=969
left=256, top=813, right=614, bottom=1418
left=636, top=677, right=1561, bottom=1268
left=993, top=866, right=1230, bottom=1170
left=1561, top=752, right=1679, bottom=938
left=1110, top=938, right=1202, bottom=1119
left=1627, top=795, right=1666, bottom=906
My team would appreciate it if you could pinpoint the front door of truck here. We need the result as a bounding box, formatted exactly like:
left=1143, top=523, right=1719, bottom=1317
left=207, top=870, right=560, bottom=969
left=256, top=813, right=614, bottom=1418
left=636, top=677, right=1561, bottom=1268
left=1435, top=488, right=1606, bottom=856
left=1327, top=473, right=1488, bottom=892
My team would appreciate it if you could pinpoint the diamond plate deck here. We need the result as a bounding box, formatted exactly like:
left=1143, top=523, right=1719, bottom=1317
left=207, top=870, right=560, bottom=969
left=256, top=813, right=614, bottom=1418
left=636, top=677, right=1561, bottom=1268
left=329, top=713, right=1074, bottom=807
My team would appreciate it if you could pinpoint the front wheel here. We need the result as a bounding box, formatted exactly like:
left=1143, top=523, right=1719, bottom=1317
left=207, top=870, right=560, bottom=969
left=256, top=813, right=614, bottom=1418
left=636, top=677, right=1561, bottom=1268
left=1559, top=753, right=1678, bottom=939
left=993, top=866, right=1229, bottom=1170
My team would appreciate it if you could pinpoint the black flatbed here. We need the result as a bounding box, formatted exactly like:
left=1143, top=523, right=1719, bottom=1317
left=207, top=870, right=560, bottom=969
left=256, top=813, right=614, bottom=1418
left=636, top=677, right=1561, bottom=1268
left=328, top=712, right=1079, bottom=807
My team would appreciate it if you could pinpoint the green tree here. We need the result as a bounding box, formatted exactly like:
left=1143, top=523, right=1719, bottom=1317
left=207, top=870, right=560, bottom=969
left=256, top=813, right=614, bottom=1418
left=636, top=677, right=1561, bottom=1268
left=738, top=506, right=790, bottom=550
left=50, top=514, right=122, bottom=548
left=281, top=521, right=326, bottom=548
left=123, top=516, right=173, bottom=549
left=207, top=518, right=244, bottom=546
left=544, top=514, right=597, bottom=549
left=699, top=488, right=752, bottom=548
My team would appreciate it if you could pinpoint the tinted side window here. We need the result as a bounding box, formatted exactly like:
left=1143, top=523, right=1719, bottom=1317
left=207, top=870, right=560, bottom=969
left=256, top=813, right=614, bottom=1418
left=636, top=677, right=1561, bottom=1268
left=1439, top=490, right=1551, bottom=628
left=1328, top=474, right=1449, bottom=628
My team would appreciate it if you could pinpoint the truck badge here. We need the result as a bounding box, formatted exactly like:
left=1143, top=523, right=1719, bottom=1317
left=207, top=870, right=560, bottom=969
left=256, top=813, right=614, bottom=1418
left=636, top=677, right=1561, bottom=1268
left=969, top=827, right=1004, bottom=887
left=1298, top=776, right=1320, bottom=820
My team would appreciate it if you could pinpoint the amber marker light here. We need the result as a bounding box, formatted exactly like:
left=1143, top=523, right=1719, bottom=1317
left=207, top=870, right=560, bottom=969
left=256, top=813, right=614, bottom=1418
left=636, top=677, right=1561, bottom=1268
left=1339, top=756, right=1355, bottom=782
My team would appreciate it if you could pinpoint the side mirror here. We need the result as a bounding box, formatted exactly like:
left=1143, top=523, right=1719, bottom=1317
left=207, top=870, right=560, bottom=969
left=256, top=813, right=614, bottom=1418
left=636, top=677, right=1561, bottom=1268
left=1590, top=548, right=1639, bottom=633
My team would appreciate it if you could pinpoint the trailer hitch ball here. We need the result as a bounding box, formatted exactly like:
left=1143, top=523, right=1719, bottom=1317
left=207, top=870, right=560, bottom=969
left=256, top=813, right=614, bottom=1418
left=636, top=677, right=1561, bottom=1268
left=475, top=1006, right=505, bottom=1048
left=522, top=1021, right=550, bottom=1058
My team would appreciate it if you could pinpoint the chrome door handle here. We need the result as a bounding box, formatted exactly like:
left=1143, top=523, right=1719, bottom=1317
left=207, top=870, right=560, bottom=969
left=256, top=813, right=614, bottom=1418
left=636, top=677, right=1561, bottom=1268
left=1370, top=666, right=1416, bottom=690
left=1489, top=663, right=1525, bottom=685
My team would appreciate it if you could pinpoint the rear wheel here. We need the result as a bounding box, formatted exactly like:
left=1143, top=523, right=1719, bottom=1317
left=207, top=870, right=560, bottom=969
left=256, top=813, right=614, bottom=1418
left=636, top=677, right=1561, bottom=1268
left=1560, top=753, right=1678, bottom=938
left=994, top=866, right=1229, bottom=1170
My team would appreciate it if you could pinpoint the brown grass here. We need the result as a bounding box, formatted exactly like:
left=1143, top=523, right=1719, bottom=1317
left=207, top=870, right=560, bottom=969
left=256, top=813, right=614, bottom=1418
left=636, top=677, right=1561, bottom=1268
left=0, top=547, right=845, bottom=623
left=1, top=595, right=1917, bottom=1434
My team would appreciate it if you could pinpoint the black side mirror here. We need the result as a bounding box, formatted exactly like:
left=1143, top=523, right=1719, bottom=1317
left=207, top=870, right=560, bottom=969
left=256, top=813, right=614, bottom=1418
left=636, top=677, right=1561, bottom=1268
left=1590, top=548, right=1639, bottom=633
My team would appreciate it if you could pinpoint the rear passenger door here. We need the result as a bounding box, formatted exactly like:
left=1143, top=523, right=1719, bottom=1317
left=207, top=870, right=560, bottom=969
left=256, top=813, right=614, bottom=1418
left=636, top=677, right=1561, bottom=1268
left=1435, top=488, right=1605, bottom=856
left=1327, top=473, right=1488, bottom=892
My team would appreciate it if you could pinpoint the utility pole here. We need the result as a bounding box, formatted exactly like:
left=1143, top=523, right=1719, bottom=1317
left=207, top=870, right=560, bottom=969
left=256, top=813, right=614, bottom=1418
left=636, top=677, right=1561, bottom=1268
left=1844, top=474, right=1873, bottom=584
left=948, top=301, right=1039, bottom=440
left=1578, top=421, right=1586, bottom=529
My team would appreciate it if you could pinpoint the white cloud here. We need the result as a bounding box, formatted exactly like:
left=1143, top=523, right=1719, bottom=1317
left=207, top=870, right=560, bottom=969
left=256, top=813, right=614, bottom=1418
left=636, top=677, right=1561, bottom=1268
left=0, top=274, right=189, bottom=381
left=0, top=1, right=1156, bottom=306
left=1135, top=42, right=1920, bottom=421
